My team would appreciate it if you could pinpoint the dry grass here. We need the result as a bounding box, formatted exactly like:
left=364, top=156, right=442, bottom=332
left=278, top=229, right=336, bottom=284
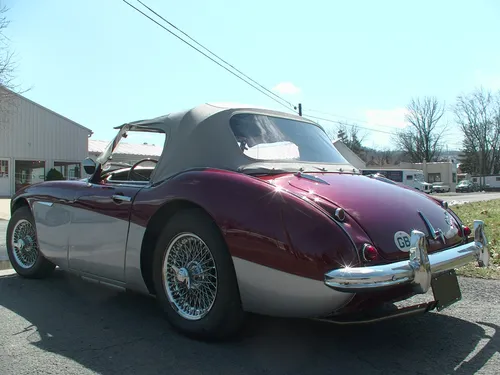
left=452, top=199, right=500, bottom=279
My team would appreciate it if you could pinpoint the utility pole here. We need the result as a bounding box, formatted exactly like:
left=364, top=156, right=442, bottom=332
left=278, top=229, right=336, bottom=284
left=298, top=103, right=302, bottom=116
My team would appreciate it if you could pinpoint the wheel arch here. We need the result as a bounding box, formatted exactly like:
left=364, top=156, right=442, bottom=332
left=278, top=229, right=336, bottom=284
left=139, top=199, right=221, bottom=295
left=11, top=197, right=30, bottom=215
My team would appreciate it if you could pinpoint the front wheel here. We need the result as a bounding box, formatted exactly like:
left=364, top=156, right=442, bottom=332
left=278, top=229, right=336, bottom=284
left=7, top=206, right=56, bottom=278
left=152, top=208, right=244, bottom=340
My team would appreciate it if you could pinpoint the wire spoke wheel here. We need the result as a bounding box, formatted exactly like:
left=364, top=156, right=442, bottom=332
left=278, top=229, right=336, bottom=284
left=163, top=233, right=218, bottom=321
left=11, top=219, right=39, bottom=269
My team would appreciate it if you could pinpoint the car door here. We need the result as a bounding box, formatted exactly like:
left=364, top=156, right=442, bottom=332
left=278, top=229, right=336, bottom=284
left=67, top=182, right=143, bottom=282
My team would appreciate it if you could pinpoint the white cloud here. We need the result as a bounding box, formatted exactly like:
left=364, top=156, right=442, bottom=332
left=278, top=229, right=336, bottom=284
left=272, top=82, right=301, bottom=95
left=365, top=108, right=408, bottom=129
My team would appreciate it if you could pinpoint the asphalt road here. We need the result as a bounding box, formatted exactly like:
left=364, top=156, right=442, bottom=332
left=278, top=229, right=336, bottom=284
left=0, top=269, right=499, bottom=375
left=434, top=192, right=500, bottom=205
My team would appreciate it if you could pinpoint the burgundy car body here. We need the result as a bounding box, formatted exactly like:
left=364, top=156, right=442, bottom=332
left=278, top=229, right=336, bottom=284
left=8, top=103, right=489, bottom=324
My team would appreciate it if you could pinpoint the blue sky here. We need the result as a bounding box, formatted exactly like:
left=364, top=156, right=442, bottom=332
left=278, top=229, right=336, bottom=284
left=4, top=0, right=500, bottom=150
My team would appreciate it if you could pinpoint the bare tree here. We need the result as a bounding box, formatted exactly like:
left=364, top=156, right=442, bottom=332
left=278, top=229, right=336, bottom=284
left=362, top=147, right=398, bottom=167
left=0, top=6, right=14, bottom=86
left=454, top=88, right=500, bottom=183
left=326, top=122, right=367, bottom=160
left=0, top=4, right=24, bottom=131
left=372, top=148, right=394, bottom=166
left=393, top=96, right=447, bottom=163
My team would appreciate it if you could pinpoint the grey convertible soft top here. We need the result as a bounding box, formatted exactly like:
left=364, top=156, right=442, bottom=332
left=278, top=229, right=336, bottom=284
left=97, top=103, right=355, bottom=184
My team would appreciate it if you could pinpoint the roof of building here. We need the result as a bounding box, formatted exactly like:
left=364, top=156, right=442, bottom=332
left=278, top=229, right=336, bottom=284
left=331, top=138, right=366, bottom=169
left=88, top=139, right=163, bottom=156
left=1, top=87, right=93, bottom=134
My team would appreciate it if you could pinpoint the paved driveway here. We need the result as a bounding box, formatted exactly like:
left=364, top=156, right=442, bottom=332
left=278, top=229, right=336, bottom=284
left=432, top=192, right=500, bottom=205
left=0, top=220, right=7, bottom=264
left=0, top=198, right=10, bottom=220
left=0, top=269, right=499, bottom=375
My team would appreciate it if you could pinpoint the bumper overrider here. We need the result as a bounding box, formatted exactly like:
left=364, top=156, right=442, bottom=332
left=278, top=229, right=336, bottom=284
left=324, top=220, right=490, bottom=294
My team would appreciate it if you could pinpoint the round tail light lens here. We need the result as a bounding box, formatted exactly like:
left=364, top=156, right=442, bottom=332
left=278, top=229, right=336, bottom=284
left=463, top=226, right=471, bottom=237
left=362, top=244, right=379, bottom=262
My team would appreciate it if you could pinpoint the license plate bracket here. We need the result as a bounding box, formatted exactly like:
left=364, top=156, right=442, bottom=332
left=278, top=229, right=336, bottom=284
left=431, top=269, right=461, bottom=311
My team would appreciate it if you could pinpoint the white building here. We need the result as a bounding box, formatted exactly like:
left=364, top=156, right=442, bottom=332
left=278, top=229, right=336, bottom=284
left=88, top=139, right=162, bottom=165
left=332, top=140, right=458, bottom=191
left=414, top=161, right=458, bottom=191
left=0, top=88, right=92, bottom=197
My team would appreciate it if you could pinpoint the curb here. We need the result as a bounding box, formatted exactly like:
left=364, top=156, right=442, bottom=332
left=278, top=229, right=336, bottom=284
left=0, top=268, right=15, bottom=276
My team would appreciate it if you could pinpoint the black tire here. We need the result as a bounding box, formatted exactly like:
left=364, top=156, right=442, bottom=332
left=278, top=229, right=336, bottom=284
left=7, top=206, right=56, bottom=278
left=152, top=208, right=245, bottom=341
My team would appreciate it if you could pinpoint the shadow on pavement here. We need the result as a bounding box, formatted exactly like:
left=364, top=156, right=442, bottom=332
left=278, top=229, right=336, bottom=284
left=0, top=270, right=498, bottom=375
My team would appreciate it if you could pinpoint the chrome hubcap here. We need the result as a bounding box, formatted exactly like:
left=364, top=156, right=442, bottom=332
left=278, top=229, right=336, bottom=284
left=11, top=219, right=39, bottom=269
left=163, top=233, right=218, bottom=321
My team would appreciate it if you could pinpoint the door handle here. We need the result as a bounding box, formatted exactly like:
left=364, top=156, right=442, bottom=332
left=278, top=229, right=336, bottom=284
left=112, top=194, right=132, bottom=202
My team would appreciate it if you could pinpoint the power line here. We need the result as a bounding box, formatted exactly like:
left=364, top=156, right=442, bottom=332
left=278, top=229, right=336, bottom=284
left=306, top=107, right=403, bottom=130
left=121, top=0, right=296, bottom=113
left=135, top=0, right=296, bottom=110
left=122, top=0, right=406, bottom=132
left=304, top=114, right=397, bottom=135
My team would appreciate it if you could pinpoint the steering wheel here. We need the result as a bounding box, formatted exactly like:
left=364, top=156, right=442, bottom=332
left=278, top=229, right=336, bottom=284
left=127, top=158, right=158, bottom=181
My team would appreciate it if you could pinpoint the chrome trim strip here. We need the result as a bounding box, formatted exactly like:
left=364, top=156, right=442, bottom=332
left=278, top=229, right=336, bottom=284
left=293, top=172, right=329, bottom=185
left=324, top=219, right=489, bottom=293
left=37, top=201, right=54, bottom=207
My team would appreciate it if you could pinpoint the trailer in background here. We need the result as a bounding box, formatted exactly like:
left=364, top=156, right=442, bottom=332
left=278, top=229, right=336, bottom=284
left=471, top=175, right=500, bottom=191
left=361, top=168, right=433, bottom=193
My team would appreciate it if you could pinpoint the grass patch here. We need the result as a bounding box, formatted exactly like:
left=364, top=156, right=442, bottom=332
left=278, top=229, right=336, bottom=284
left=451, top=199, right=500, bottom=279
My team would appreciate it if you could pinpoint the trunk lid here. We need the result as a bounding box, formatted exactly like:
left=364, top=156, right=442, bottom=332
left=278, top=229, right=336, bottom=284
left=260, top=172, right=463, bottom=261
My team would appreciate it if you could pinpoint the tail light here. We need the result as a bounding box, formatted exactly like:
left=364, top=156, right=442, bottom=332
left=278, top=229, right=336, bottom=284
left=462, top=226, right=471, bottom=237
left=362, top=244, right=379, bottom=262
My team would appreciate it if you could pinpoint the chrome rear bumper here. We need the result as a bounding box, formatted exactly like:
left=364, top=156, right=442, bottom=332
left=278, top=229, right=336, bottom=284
left=324, top=220, right=490, bottom=293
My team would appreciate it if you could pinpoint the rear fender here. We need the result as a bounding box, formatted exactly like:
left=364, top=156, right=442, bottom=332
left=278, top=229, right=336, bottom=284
left=130, top=168, right=359, bottom=281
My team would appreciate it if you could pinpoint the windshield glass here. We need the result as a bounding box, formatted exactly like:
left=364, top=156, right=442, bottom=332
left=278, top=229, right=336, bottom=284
left=229, top=114, right=348, bottom=164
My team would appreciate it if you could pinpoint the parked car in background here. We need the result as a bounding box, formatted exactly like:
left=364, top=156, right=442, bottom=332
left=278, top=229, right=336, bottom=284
left=6, top=103, right=490, bottom=340
left=456, top=180, right=478, bottom=193
left=432, top=182, right=450, bottom=193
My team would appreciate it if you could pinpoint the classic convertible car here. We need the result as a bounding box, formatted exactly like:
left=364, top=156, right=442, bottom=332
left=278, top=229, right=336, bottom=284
left=6, top=103, right=490, bottom=340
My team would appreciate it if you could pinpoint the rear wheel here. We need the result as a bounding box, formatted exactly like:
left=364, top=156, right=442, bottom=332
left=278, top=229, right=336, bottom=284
left=7, top=206, right=55, bottom=278
left=152, top=208, right=244, bottom=340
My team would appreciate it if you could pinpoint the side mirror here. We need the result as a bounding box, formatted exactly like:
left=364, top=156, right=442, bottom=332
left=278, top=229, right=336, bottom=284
left=83, top=157, right=96, bottom=175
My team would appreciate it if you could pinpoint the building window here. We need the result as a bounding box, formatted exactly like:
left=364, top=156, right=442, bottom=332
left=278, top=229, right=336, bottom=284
left=496, top=177, right=500, bottom=182
left=0, top=160, right=8, bottom=178
left=54, top=161, right=81, bottom=180
left=406, top=175, right=413, bottom=180
left=15, top=160, right=46, bottom=192
left=428, top=173, right=442, bottom=183
left=452, top=173, right=457, bottom=183
left=473, top=177, right=478, bottom=182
